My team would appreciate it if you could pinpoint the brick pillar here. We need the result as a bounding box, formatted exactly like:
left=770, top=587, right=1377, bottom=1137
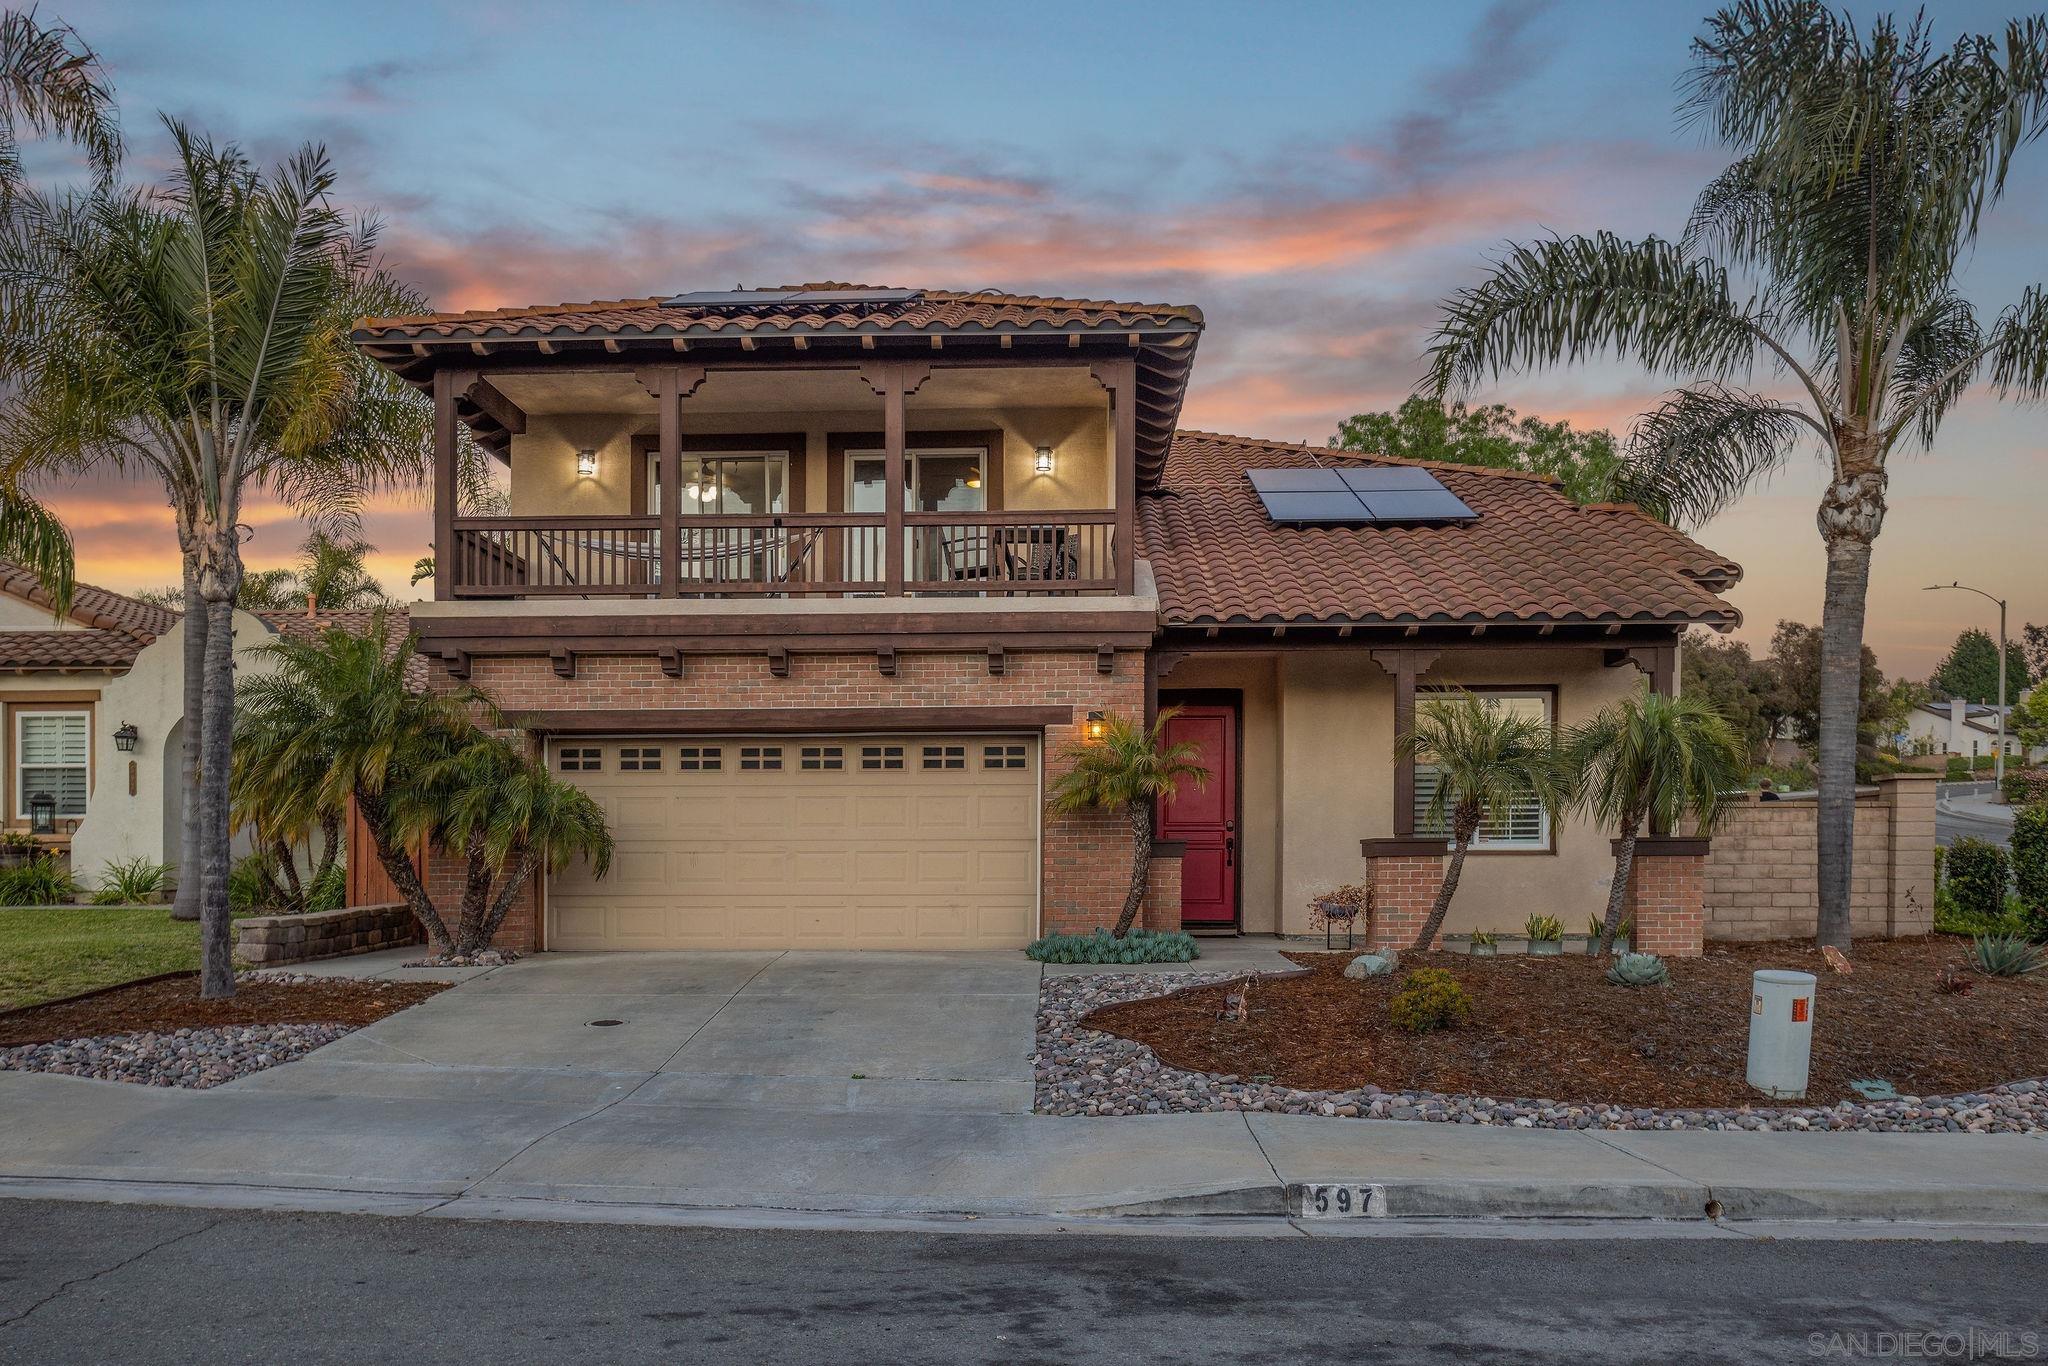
left=1360, top=838, right=1449, bottom=948
left=1618, top=836, right=1707, bottom=957
left=1143, top=847, right=1183, bottom=932
left=1878, top=773, right=1939, bottom=936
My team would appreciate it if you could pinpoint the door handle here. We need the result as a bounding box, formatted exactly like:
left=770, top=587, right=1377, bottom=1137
left=1225, top=835, right=1235, bottom=867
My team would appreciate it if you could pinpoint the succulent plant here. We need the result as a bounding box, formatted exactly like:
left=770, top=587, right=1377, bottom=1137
left=1469, top=929, right=1498, bottom=947
left=1968, top=934, right=2045, bottom=978
left=1586, top=913, right=1634, bottom=940
left=1525, top=913, right=1563, bottom=942
left=1605, top=952, right=1672, bottom=987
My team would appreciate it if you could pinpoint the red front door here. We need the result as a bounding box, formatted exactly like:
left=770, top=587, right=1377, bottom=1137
left=1158, top=704, right=1237, bottom=928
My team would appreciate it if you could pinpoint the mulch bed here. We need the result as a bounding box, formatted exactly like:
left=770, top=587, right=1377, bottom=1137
left=1082, top=938, right=2048, bottom=1110
left=0, top=974, right=447, bottom=1048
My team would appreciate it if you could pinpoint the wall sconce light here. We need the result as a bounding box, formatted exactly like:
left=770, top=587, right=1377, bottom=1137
left=1085, top=710, right=1106, bottom=741
left=1034, top=445, right=1055, bottom=476
left=113, top=722, right=139, bottom=753
left=28, top=792, right=54, bottom=835
left=576, top=448, right=599, bottom=478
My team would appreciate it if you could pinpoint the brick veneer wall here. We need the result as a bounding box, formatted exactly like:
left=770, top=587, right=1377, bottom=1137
left=236, top=903, right=420, bottom=965
left=432, top=647, right=1145, bottom=950
left=1141, top=851, right=1182, bottom=932
left=1623, top=847, right=1706, bottom=956
left=1703, top=776, right=1937, bottom=940
left=1363, top=852, right=1447, bottom=949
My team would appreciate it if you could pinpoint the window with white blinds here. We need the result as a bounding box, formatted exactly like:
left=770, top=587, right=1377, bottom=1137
left=1413, top=690, right=1551, bottom=850
left=17, top=711, right=89, bottom=818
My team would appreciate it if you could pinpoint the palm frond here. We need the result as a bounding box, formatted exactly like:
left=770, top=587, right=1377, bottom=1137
left=1396, top=690, right=1565, bottom=840
left=0, top=481, right=72, bottom=612
left=1045, top=709, right=1209, bottom=815
left=0, top=9, right=119, bottom=190
left=1986, top=284, right=2048, bottom=404
left=1565, top=686, right=1749, bottom=836
left=1617, top=382, right=1810, bottom=527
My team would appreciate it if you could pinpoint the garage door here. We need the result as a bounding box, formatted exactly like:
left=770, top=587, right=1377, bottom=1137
left=546, top=735, right=1040, bottom=951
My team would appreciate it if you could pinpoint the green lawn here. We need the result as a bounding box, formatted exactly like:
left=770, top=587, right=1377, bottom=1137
left=0, top=906, right=223, bottom=1010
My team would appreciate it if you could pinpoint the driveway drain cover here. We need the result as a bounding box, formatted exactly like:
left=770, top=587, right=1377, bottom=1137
left=587, top=1019, right=625, bottom=1028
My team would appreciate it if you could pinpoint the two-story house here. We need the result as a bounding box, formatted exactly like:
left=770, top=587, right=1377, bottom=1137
left=352, top=284, right=1742, bottom=956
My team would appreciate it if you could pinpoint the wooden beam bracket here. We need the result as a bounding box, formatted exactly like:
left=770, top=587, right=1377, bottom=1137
left=987, top=644, right=1007, bottom=677
left=658, top=646, right=684, bottom=678
left=876, top=647, right=897, bottom=677
left=767, top=648, right=791, bottom=678
left=549, top=648, right=575, bottom=679
left=439, top=648, right=471, bottom=680
left=1096, top=643, right=1116, bottom=676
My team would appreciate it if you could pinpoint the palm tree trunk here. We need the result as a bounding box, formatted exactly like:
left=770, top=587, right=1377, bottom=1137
left=1111, top=801, right=1153, bottom=938
left=353, top=784, right=452, bottom=952
left=310, top=812, right=340, bottom=903
left=195, top=587, right=238, bottom=998
left=453, top=827, right=492, bottom=955
left=1815, top=469, right=1885, bottom=952
left=1411, top=806, right=1480, bottom=951
left=480, top=845, right=539, bottom=947
left=1602, top=828, right=1638, bottom=956
left=169, top=540, right=205, bottom=923
left=269, top=837, right=305, bottom=912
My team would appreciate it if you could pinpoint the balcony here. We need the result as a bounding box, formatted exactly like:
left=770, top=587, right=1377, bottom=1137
left=426, top=358, right=1139, bottom=604
left=446, top=509, right=1119, bottom=597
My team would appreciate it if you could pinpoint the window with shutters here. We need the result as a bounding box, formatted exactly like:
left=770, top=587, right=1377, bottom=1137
left=16, top=711, right=89, bottom=818
left=1412, top=690, right=1552, bottom=850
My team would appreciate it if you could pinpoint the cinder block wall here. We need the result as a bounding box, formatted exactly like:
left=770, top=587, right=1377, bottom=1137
left=1704, top=777, right=1937, bottom=940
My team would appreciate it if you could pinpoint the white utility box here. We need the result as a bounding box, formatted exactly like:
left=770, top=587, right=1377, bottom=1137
left=1746, top=969, right=1818, bottom=1100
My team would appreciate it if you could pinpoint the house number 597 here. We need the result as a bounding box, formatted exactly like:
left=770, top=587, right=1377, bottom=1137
left=1296, top=1183, right=1384, bottom=1218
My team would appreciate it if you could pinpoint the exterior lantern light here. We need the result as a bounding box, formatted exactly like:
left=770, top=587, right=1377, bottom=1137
left=1033, top=445, right=1055, bottom=476
left=1085, top=710, right=1106, bottom=741
left=113, top=722, right=140, bottom=753
left=28, top=792, right=55, bottom=835
left=576, top=448, right=599, bottom=478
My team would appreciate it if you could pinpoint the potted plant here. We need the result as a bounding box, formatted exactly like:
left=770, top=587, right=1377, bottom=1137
left=0, top=830, right=39, bottom=869
left=1467, top=929, right=1499, bottom=958
left=1525, top=913, right=1564, bottom=956
left=1308, top=883, right=1373, bottom=950
left=1585, top=914, right=1632, bottom=955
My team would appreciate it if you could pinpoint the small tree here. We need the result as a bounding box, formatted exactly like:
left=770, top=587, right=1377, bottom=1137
left=1046, top=709, right=1208, bottom=938
left=1396, top=690, right=1565, bottom=951
left=229, top=675, right=342, bottom=914
left=1568, top=687, right=1748, bottom=955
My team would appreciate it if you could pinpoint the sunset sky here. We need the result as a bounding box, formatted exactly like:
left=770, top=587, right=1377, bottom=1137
left=26, top=0, right=2048, bottom=678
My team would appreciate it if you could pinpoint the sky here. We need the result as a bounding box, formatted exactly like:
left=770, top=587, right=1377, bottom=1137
left=24, top=0, right=2048, bottom=678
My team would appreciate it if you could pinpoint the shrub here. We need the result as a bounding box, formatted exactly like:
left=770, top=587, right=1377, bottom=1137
left=2012, top=805, right=2047, bottom=934
left=1968, top=935, right=2045, bottom=977
left=227, top=853, right=271, bottom=913
left=306, top=858, right=346, bottom=915
left=1606, top=952, right=1672, bottom=987
left=2001, top=768, right=2048, bottom=808
left=1945, top=838, right=2010, bottom=923
left=1524, top=913, right=1563, bottom=942
left=1933, top=882, right=2025, bottom=938
left=1023, top=928, right=1200, bottom=965
left=0, top=855, right=82, bottom=906
left=1388, top=967, right=1472, bottom=1033
left=90, top=856, right=171, bottom=906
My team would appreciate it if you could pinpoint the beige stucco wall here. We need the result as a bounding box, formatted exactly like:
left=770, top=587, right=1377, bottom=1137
left=1196, top=647, right=1646, bottom=937
left=507, top=404, right=1112, bottom=515
left=68, top=609, right=277, bottom=883
left=0, top=595, right=90, bottom=631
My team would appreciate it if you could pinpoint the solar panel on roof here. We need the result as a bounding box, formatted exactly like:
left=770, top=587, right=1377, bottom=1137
left=660, top=287, right=924, bottom=308
left=1247, top=465, right=1478, bottom=525
left=781, top=288, right=923, bottom=304
left=661, top=289, right=800, bottom=306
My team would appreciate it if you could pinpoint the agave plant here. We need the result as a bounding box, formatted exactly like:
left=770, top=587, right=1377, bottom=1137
left=1606, top=952, right=1673, bottom=987
left=1968, top=935, right=2045, bottom=978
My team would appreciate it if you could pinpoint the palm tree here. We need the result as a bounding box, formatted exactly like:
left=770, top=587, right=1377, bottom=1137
left=297, top=529, right=386, bottom=610
left=1421, top=4, right=2048, bottom=951
left=1567, top=687, right=1748, bottom=955
left=0, top=123, right=433, bottom=995
left=229, top=669, right=342, bottom=914
left=237, top=611, right=479, bottom=956
left=0, top=8, right=117, bottom=196
left=421, top=740, right=611, bottom=955
left=1396, top=690, right=1566, bottom=951
left=0, top=7, right=121, bottom=612
left=1046, top=709, right=1209, bottom=938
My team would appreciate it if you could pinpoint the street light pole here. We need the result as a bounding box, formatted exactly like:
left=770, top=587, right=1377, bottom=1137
left=1924, top=582, right=2009, bottom=788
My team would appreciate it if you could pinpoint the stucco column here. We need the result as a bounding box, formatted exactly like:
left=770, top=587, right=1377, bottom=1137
left=1877, top=773, right=1938, bottom=935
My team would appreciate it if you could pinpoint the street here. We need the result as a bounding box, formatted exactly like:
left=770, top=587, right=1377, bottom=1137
left=1937, top=782, right=2018, bottom=849
left=3, top=1201, right=2045, bottom=1364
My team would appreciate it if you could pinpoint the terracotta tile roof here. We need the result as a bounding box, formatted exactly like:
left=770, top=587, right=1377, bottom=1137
left=353, top=285, right=1201, bottom=342
left=0, top=562, right=178, bottom=643
left=0, top=629, right=145, bottom=671
left=254, top=607, right=426, bottom=690
left=1139, top=432, right=1742, bottom=629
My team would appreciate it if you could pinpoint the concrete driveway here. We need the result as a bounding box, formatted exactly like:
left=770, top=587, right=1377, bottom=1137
left=238, top=950, right=1045, bottom=1115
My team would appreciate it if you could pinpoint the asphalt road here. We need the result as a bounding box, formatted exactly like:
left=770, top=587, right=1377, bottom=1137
left=4, top=1201, right=2046, bottom=1364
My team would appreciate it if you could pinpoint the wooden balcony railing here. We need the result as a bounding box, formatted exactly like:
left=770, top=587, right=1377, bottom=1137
left=446, top=510, right=1120, bottom=599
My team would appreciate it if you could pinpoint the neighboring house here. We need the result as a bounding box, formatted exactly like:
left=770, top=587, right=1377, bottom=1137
left=351, top=283, right=1742, bottom=952
left=1902, top=696, right=2045, bottom=764
left=0, top=562, right=404, bottom=889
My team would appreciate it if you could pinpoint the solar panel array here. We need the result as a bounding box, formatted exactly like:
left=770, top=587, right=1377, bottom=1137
left=1247, top=466, right=1478, bottom=525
